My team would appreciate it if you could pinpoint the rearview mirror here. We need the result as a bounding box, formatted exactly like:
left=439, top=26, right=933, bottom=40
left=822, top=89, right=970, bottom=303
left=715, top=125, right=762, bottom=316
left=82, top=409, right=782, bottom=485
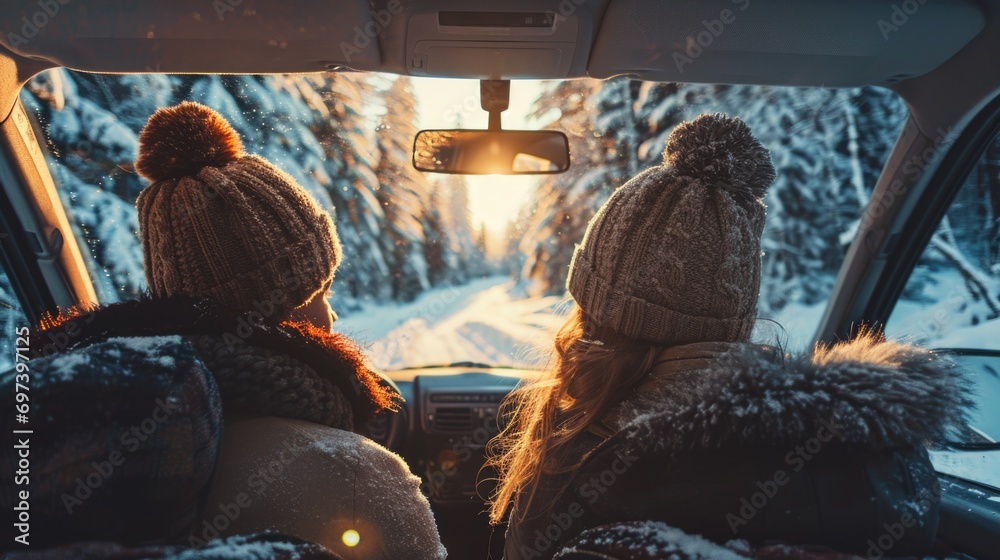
left=412, top=130, right=570, bottom=175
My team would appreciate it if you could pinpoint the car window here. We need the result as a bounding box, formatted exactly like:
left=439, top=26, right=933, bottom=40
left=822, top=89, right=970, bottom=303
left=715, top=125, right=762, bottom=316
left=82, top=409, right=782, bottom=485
left=19, top=71, right=907, bottom=368
left=0, top=265, right=28, bottom=372
left=885, top=133, right=1000, bottom=351
left=885, top=130, right=1000, bottom=489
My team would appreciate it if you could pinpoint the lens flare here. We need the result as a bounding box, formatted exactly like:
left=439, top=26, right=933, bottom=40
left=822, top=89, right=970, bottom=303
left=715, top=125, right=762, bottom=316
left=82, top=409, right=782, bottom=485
left=342, top=529, right=360, bottom=547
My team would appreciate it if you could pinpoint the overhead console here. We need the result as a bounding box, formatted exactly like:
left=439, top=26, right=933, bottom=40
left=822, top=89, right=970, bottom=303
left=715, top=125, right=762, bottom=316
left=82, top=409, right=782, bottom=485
left=400, top=0, right=610, bottom=79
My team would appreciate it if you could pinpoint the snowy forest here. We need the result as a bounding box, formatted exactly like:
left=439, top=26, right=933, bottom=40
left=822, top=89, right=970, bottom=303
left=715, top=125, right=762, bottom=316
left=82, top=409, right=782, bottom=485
left=508, top=79, right=1000, bottom=346
left=0, top=72, right=998, bottom=372
left=7, top=70, right=489, bottom=314
left=511, top=81, right=908, bottom=313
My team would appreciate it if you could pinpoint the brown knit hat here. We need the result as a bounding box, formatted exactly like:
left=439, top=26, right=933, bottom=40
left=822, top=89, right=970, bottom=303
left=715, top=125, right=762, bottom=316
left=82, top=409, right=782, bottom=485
left=135, top=101, right=341, bottom=319
left=567, top=113, right=776, bottom=346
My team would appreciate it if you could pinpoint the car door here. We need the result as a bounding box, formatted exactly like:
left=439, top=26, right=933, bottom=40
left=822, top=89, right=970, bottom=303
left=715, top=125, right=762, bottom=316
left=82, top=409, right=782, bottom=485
left=882, top=126, right=1000, bottom=559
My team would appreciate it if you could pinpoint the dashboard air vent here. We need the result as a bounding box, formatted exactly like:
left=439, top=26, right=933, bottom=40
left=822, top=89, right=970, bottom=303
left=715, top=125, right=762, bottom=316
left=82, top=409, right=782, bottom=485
left=434, top=406, right=475, bottom=432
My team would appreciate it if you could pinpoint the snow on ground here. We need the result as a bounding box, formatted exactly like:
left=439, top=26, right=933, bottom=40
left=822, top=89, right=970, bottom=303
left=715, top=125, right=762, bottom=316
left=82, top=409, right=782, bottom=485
left=337, top=277, right=843, bottom=371
left=756, top=300, right=828, bottom=353
left=337, top=276, right=569, bottom=371
left=930, top=450, right=1000, bottom=491
left=336, top=275, right=852, bottom=372
left=887, top=269, right=1000, bottom=349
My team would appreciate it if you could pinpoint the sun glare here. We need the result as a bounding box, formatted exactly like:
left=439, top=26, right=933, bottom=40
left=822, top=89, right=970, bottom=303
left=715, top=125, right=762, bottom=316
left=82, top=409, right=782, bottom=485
left=342, top=529, right=360, bottom=547
left=465, top=174, right=538, bottom=238
left=411, top=77, right=546, bottom=240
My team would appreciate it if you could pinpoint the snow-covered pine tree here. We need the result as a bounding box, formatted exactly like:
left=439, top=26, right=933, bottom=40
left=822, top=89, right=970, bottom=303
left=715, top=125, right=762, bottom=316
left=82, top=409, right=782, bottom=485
left=474, top=221, right=490, bottom=274
left=510, top=80, right=912, bottom=319
left=0, top=271, right=23, bottom=371
left=21, top=70, right=147, bottom=302
left=374, top=76, right=432, bottom=301
left=636, top=84, right=909, bottom=317
left=440, top=173, right=482, bottom=279
left=501, top=216, right=527, bottom=279
left=19, top=69, right=485, bottom=315
left=297, top=73, right=393, bottom=310
left=421, top=180, right=453, bottom=287
left=515, top=78, right=688, bottom=296
left=918, top=133, right=1000, bottom=325
left=516, top=79, right=616, bottom=296
left=592, top=77, right=644, bottom=180
left=982, top=136, right=1000, bottom=271
left=634, top=81, right=683, bottom=166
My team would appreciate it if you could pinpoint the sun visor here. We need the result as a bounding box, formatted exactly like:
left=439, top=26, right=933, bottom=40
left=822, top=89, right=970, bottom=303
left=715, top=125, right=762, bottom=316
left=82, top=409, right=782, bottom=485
left=0, top=0, right=381, bottom=74
left=588, top=0, right=985, bottom=87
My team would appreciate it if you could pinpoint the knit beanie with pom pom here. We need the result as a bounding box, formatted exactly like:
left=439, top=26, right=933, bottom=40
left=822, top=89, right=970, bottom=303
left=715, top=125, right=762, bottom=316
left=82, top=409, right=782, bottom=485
left=567, top=113, right=776, bottom=346
left=134, top=101, right=341, bottom=320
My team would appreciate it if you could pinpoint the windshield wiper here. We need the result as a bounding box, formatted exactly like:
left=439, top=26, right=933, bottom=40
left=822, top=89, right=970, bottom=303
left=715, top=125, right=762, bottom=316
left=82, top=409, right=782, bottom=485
left=446, top=361, right=506, bottom=369
left=935, top=424, right=1000, bottom=451
left=938, top=442, right=1000, bottom=451
left=394, top=361, right=520, bottom=371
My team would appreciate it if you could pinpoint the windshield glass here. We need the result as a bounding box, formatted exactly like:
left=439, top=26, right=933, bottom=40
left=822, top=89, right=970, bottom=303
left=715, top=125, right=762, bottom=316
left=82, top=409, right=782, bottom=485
left=20, top=71, right=908, bottom=370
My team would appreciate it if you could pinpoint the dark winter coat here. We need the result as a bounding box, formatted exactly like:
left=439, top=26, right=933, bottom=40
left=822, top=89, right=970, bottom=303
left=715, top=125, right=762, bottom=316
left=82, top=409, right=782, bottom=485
left=22, top=296, right=446, bottom=559
left=2, top=332, right=222, bottom=550
left=504, top=337, right=972, bottom=560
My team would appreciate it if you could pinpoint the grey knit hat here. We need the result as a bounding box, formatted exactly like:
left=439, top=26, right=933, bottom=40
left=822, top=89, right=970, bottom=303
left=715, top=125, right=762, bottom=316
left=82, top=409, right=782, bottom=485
left=566, top=113, right=776, bottom=345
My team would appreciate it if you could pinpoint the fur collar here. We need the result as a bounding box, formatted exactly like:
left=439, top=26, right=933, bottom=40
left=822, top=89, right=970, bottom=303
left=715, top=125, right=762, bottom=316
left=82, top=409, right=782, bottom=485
left=606, top=334, right=973, bottom=452
left=30, top=295, right=400, bottom=423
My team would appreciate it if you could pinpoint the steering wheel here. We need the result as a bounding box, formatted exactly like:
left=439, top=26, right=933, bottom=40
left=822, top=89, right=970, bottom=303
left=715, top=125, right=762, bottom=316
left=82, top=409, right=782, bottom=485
left=360, top=371, right=407, bottom=451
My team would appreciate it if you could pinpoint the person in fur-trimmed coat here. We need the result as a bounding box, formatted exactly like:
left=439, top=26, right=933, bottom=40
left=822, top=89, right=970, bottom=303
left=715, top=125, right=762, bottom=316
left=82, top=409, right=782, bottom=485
left=31, top=102, right=446, bottom=559
left=488, top=113, right=972, bottom=560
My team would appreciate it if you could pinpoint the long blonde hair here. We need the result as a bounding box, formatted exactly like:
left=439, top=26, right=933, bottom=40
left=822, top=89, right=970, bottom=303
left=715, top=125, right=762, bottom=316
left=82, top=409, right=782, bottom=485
left=486, top=306, right=663, bottom=525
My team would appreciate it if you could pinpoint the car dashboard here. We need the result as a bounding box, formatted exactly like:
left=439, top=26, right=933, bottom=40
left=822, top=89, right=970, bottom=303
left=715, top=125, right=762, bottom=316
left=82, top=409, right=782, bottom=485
left=364, top=366, right=533, bottom=505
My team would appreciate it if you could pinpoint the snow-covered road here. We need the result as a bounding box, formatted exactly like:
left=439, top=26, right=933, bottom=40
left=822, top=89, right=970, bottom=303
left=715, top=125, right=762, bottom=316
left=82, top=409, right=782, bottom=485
left=337, top=277, right=569, bottom=371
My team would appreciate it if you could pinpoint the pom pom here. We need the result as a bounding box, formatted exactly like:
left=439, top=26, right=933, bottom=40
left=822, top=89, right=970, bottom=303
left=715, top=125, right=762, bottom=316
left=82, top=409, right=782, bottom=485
left=663, top=113, right=775, bottom=201
left=135, top=101, right=245, bottom=182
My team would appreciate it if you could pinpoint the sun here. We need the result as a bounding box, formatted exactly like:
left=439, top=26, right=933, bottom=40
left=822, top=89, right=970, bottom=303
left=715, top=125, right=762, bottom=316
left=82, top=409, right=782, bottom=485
left=410, top=77, right=547, bottom=241
left=465, top=174, right=539, bottom=238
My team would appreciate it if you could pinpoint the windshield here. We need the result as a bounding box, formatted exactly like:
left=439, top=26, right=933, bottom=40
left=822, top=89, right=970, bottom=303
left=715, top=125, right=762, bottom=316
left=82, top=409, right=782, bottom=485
left=20, top=71, right=908, bottom=371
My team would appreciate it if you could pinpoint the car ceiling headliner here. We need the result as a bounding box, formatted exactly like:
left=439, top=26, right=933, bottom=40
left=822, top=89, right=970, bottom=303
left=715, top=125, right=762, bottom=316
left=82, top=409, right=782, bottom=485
left=0, top=0, right=991, bottom=89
